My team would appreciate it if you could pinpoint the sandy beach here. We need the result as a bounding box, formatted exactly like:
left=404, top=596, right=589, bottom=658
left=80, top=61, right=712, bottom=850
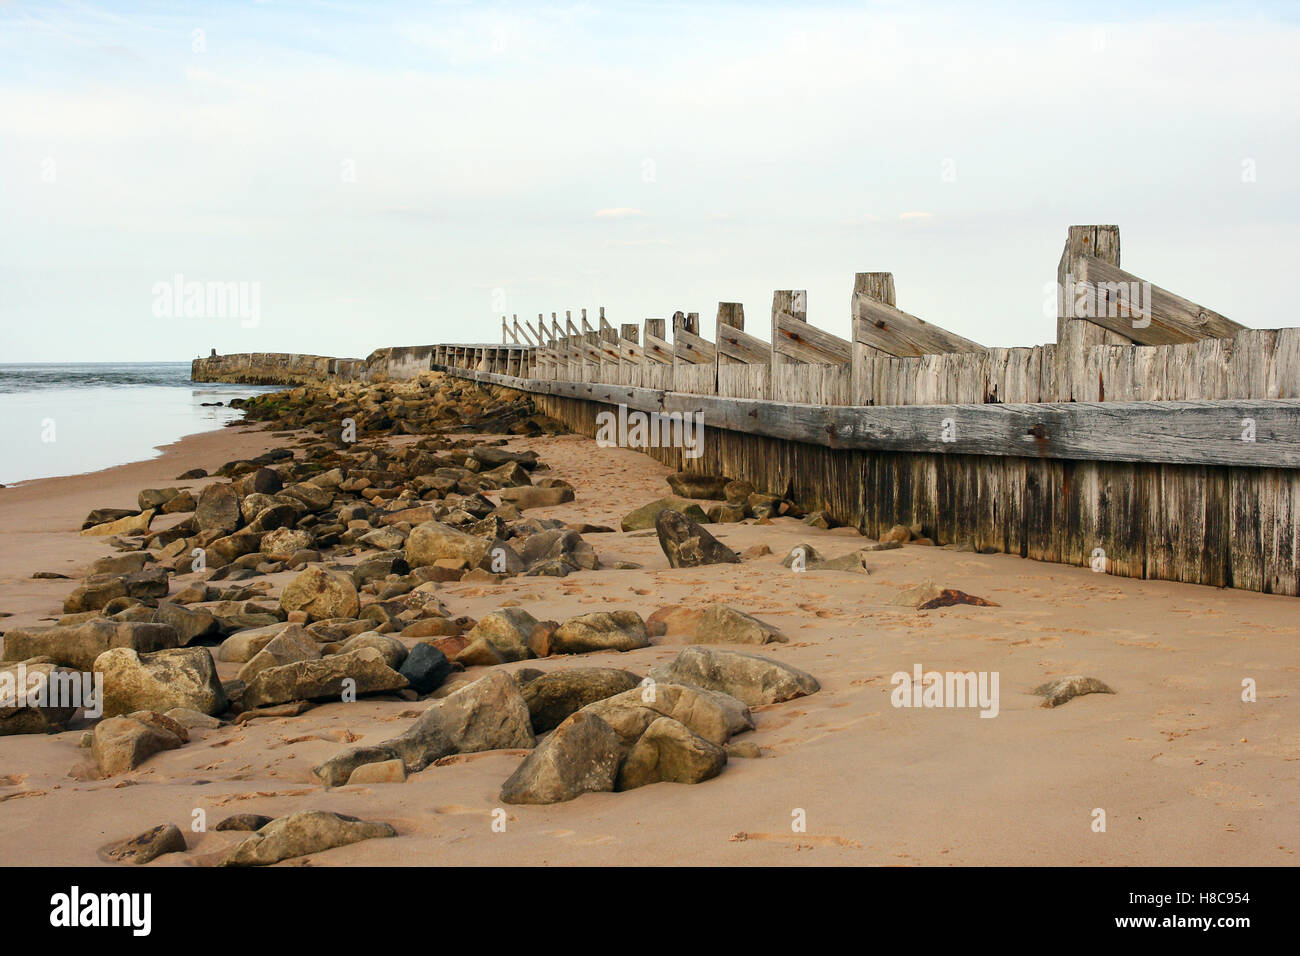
left=1, top=403, right=1296, bottom=867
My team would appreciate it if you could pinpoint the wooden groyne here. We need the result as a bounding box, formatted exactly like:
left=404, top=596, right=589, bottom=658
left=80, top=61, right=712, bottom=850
left=192, top=225, right=1300, bottom=596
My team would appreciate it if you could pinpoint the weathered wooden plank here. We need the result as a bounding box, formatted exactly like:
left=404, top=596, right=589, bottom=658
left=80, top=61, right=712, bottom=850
left=442, top=367, right=1300, bottom=470
left=1074, top=256, right=1244, bottom=345
left=852, top=295, right=986, bottom=356
left=773, top=312, right=852, bottom=364
left=716, top=323, right=771, bottom=364
left=674, top=326, right=717, bottom=365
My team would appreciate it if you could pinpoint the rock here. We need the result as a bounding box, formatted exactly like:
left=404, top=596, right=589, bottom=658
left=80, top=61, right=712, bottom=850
left=498, top=485, right=574, bottom=510
left=357, top=527, right=406, bottom=551
left=454, top=638, right=506, bottom=668
left=0, top=660, right=81, bottom=735
left=618, top=715, right=726, bottom=790
left=405, top=521, right=495, bottom=569
left=152, top=602, right=219, bottom=644
left=260, top=527, right=314, bottom=561
left=693, top=604, right=787, bottom=645
left=648, top=646, right=820, bottom=707
left=214, top=813, right=273, bottom=832
left=803, top=510, right=833, bottom=529
left=196, top=484, right=241, bottom=534
left=218, top=810, right=395, bottom=866
left=620, top=496, right=710, bottom=532
left=92, top=711, right=186, bottom=776
left=890, top=581, right=999, bottom=609
left=94, top=646, right=228, bottom=717
left=338, top=632, right=407, bottom=669
left=723, top=479, right=754, bottom=504
left=1033, top=675, right=1115, bottom=708
left=398, top=643, right=452, bottom=695
left=745, top=492, right=783, bottom=518
left=880, top=524, right=912, bottom=544
left=278, top=566, right=359, bottom=622
left=241, top=647, right=408, bottom=709
left=726, top=740, right=762, bottom=759
left=499, top=711, right=622, bottom=805
left=655, top=509, right=739, bottom=568
left=79, top=510, right=155, bottom=537
left=346, top=759, right=407, bottom=785
left=88, top=552, right=155, bottom=576
left=2, top=620, right=178, bottom=671
left=462, top=608, right=540, bottom=662
left=582, top=681, right=752, bottom=748
left=164, top=707, right=221, bottom=730
left=666, top=472, right=730, bottom=500
left=645, top=605, right=704, bottom=637
left=217, top=622, right=304, bottom=663
left=81, top=507, right=136, bottom=530
left=739, top=543, right=772, bottom=559
left=520, top=667, right=641, bottom=732
left=552, top=611, right=650, bottom=654
left=237, top=627, right=322, bottom=684
left=707, top=503, right=747, bottom=523
left=102, top=823, right=187, bottom=865
left=313, top=671, right=534, bottom=784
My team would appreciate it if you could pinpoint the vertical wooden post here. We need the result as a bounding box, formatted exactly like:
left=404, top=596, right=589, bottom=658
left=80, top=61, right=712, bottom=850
left=852, top=273, right=895, bottom=405
left=1057, top=225, right=1127, bottom=399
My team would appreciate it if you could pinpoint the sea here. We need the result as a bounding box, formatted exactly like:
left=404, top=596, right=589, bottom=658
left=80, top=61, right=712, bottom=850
left=0, top=363, right=279, bottom=486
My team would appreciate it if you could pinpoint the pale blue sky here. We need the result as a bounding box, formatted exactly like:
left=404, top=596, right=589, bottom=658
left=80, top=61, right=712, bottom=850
left=2, top=0, right=1297, bottom=361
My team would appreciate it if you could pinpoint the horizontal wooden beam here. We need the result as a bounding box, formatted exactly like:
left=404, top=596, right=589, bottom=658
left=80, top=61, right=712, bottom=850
left=437, top=366, right=1300, bottom=470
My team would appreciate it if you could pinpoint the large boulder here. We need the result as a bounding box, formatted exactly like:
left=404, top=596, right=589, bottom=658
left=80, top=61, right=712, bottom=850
left=551, top=611, right=650, bottom=654
left=217, top=622, right=305, bottom=663
left=398, top=643, right=452, bottom=695
left=498, top=485, right=574, bottom=510
left=278, top=566, right=359, bottom=622
left=102, top=823, right=187, bottom=865
left=582, top=681, right=752, bottom=749
left=655, top=509, right=739, bottom=569
left=94, top=646, right=228, bottom=717
left=2, top=620, right=178, bottom=671
left=405, top=521, right=494, bottom=569
left=617, top=715, right=726, bottom=790
left=79, top=510, right=154, bottom=537
left=692, top=604, right=787, bottom=645
left=520, top=667, right=641, bottom=733
left=237, top=627, right=322, bottom=684
left=92, top=711, right=187, bottom=776
left=648, top=646, right=819, bottom=707
left=152, top=602, right=219, bottom=644
left=241, top=647, right=407, bottom=709
left=499, top=711, right=623, bottom=805
left=218, top=810, right=395, bottom=867
left=461, top=608, right=541, bottom=663
left=0, top=660, right=82, bottom=735
left=666, top=472, right=730, bottom=500
left=312, top=671, right=534, bottom=785
left=196, top=483, right=241, bottom=534
left=620, top=497, right=710, bottom=532
left=261, top=527, right=314, bottom=562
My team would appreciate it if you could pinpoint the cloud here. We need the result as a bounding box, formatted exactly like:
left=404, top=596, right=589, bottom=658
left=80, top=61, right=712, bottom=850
left=594, top=208, right=648, bottom=219
left=898, top=211, right=933, bottom=221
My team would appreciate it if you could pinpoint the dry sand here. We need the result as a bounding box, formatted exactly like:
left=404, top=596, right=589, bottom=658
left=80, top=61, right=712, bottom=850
left=1, top=418, right=1297, bottom=866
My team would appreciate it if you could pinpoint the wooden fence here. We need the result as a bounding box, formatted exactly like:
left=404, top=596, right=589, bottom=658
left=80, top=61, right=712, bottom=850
left=427, top=225, right=1300, bottom=596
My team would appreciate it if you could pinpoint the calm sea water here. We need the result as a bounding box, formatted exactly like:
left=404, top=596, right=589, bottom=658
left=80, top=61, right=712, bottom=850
left=0, top=363, right=278, bottom=486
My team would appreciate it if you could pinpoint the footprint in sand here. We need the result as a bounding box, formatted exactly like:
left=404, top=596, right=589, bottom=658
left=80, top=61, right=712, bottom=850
left=730, top=831, right=862, bottom=849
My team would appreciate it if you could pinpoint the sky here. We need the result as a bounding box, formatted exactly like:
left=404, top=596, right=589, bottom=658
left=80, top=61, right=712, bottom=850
left=1, top=0, right=1298, bottom=362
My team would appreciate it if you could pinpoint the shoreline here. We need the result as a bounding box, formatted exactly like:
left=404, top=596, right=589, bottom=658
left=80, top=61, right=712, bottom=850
left=1, top=380, right=1297, bottom=866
